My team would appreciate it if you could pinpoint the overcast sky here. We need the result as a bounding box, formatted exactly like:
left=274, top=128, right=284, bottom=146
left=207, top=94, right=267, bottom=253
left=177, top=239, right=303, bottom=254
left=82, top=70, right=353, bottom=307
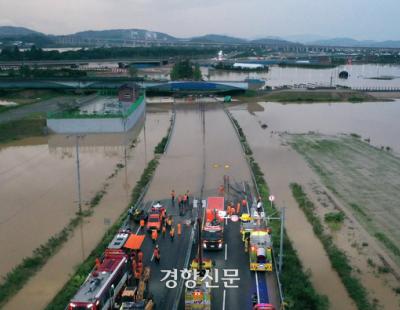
left=0, top=0, right=399, bottom=40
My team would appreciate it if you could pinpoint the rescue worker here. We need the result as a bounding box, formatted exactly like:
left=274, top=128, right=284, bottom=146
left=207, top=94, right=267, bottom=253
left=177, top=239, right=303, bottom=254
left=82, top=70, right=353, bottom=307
left=242, top=199, right=247, bottom=208
left=151, top=229, right=158, bottom=244
left=171, top=190, right=176, bottom=206
left=137, top=250, right=143, bottom=263
left=128, top=206, right=134, bottom=221
left=153, top=245, right=160, bottom=264
left=177, top=223, right=182, bottom=236
left=183, top=193, right=188, bottom=208
left=256, top=199, right=263, bottom=214
left=170, top=226, right=175, bottom=241
left=236, top=202, right=241, bottom=214
left=186, top=190, right=190, bottom=206
left=166, top=215, right=173, bottom=229
left=162, top=225, right=166, bottom=238
left=95, top=258, right=101, bottom=269
left=140, top=218, right=145, bottom=229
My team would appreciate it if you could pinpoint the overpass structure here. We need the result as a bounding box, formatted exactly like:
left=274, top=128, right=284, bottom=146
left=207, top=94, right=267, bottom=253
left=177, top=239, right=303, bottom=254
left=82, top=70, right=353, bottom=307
left=0, top=79, right=256, bottom=92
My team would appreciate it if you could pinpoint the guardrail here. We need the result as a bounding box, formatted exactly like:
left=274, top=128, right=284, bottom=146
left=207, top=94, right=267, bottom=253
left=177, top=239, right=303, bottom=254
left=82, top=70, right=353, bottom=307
left=223, top=105, right=285, bottom=307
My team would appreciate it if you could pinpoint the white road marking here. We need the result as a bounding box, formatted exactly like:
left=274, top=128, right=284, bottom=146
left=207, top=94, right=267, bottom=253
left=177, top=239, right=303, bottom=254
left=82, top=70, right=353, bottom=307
left=255, top=272, right=260, bottom=304
left=222, top=289, right=226, bottom=310
left=225, top=244, right=228, bottom=261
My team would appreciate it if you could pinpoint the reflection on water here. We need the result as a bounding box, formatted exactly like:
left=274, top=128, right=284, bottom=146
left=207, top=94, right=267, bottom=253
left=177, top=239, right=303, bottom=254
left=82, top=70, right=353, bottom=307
left=239, top=100, right=400, bottom=153
left=206, top=64, right=400, bottom=88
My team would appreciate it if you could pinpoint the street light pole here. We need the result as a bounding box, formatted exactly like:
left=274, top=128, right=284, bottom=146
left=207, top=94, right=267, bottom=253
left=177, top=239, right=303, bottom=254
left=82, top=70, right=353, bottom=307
left=279, top=207, right=285, bottom=274
left=74, top=135, right=83, bottom=214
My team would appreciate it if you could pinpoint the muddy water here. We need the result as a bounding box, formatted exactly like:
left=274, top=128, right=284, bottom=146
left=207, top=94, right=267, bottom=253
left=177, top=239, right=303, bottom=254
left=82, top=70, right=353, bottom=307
left=3, top=112, right=171, bottom=310
left=206, top=64, right=400, bottom=88
left=241, top=100, right=400, bottom=153
left=231, top=108, right=356, bottom=309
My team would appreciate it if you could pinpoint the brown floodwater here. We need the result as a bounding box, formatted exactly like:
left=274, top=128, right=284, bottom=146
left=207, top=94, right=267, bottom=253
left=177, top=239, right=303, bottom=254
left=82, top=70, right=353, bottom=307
left=231, top=108, right=357, bottom=309
left=3, top=111, right=171, bottom=310
left=0, top=112, right=168, bottom=279
left=238, top=100, right=400, bottom=153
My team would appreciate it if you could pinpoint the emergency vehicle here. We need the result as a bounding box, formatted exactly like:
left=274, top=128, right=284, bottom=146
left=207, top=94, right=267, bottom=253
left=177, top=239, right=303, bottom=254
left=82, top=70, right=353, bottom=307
left=202, top=197, right=224, bottom=250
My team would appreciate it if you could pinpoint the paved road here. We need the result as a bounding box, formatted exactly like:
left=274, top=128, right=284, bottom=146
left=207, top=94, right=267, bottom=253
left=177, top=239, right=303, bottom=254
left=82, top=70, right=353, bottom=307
left=0, top=94, right=96, bottom=124
left=118, top=103, right=280, bottom=309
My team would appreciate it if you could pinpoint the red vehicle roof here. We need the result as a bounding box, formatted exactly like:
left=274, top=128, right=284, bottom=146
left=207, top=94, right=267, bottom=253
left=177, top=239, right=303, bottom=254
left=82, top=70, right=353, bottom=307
left=207, top=197, right=225, bottom=211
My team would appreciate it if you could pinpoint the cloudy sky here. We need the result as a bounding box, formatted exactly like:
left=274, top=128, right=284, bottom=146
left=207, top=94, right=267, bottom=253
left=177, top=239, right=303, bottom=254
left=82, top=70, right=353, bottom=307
left=0, top=0, right=399, bottom=40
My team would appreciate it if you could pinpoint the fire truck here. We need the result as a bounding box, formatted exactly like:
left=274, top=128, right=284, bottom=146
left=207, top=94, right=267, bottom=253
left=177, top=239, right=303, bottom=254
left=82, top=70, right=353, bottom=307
left=249, top=230, right=273, bottom=272
left=68, top=249, right=129, bottom=310
left=202, top=197, right=225, bottom=250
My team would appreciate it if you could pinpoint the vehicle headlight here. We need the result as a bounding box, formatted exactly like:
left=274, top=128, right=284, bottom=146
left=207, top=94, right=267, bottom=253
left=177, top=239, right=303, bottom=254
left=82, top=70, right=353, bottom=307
left=218, top=243, right=222, bottom=248
left=87, top=304, right=93, bottom=309
left=70, top=304, right=76, bottom=308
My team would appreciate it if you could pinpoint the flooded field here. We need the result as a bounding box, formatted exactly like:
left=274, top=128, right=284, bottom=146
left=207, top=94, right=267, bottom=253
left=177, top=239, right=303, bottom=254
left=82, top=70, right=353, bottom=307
left=240, top=100, right=400, bottom=153
left=206, top=64, right=400, bottom=88
left=0, top=111, right=168, bottom=280
left=230, top=100, right=400, bottom=308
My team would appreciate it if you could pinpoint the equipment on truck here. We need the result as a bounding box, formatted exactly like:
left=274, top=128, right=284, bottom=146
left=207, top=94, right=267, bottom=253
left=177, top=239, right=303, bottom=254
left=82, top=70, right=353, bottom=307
left=118, top=267, right=154, bottom=310
left=202, top=197, right=225, bottom=250
left=249, top=230, right=273, bottom=272
left=68, top=249, right=129, bottom=310
left=185, top=217, right=212, bottom=309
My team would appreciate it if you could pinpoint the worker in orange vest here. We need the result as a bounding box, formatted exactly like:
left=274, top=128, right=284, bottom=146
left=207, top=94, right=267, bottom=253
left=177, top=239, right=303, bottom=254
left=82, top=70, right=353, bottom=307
left=151, top=229, right=158, bottom=243
left=166, top=216, right=173, bottom=229
left=137, top=250, right=143, bottom=263
left=236, top=202, right=241, bottom=214
left=140, top=218, right=145, bottom=229
left=170, top=227, right=175, bottom=241
left=171, top=190, right=175, bottom=206
left=162, top=225, right=166, bottom=238
left=153, top=245, right=160, bottom=264
left=242, top=199, right=247, bottom=208
left=177, top=223, right=182, bottom=236
left=95, top=258, right=101, bottom=269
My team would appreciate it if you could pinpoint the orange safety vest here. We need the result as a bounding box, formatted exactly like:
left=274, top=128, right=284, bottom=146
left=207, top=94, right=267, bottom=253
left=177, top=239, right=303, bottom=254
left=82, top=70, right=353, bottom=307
left=95, top=258, right=101, bottom=269
left=183, top=195, right=188, bottom=202
left=170, top=228, right=175, bottom=237
left=177, top=223, right=181, bottom=235
left=140, top=219, right=145, bottom=227
left=138, top=251, right=143, bottom=263
left=178, top=195, right=182, bottom=203
left=153, top=248, right=160, bottom=259
left=236, top=202, right=241, bottom=214
left=151, top=230, right=158, bottom=240
left=242, top=199, right=247, bottom=206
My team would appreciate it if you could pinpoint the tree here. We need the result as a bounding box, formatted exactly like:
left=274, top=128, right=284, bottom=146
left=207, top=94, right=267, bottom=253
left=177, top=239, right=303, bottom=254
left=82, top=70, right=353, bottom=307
left=193, top=64, right=202, bottom=81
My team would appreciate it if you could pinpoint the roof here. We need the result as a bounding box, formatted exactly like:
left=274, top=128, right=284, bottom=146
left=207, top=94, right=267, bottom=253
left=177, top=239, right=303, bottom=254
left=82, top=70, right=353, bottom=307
left=124, top=234, right=145, bottom=250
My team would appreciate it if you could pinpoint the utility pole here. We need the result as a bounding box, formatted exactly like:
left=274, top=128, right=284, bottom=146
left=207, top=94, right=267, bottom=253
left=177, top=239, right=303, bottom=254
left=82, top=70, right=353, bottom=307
left=279, top=207, right=285, bottom=274
left=75, top=135, right=83, bottom=214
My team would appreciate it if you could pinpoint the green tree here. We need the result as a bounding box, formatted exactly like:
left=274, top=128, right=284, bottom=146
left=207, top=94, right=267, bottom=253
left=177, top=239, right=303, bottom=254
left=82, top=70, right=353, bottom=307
left=193, top=64, right=202, bottom=81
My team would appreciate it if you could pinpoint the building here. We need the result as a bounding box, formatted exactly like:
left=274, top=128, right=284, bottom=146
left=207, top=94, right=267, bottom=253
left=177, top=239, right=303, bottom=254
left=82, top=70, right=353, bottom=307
left=47, top=83, right=145, bottom=133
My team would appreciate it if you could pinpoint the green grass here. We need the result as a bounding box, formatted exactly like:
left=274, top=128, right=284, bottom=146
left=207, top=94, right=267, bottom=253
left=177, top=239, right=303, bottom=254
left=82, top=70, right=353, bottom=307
left=0, top=115, right=46, bottom=144
left=291, top=183, right=373, bottom=310
left=154, top=113, right=174, bottom=154
left=227, top=111, right=329, bottom=309
left=324, top=211, right=345, bottom=230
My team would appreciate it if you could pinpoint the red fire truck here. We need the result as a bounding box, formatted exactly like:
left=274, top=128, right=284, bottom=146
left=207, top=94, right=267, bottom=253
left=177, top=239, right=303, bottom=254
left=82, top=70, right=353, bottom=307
left=68, top=249, right=129, bottom=310
left=202, top=197, right=225, bottom=250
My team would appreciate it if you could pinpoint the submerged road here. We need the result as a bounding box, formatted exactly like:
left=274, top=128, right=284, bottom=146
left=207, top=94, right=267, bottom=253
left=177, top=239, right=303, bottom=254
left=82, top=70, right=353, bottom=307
left=125, top=103, right=280, bottom=309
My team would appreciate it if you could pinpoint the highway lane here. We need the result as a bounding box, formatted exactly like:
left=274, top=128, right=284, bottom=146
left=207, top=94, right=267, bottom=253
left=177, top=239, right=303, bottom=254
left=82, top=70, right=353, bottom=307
left=124, top=103, right=280, bottom=309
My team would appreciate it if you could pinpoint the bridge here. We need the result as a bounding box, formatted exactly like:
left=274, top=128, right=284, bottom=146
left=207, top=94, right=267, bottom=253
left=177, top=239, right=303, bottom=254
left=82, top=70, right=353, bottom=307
left=0, top=79, right=256, bottom=93
left=352, top=86, right=400, bottom=92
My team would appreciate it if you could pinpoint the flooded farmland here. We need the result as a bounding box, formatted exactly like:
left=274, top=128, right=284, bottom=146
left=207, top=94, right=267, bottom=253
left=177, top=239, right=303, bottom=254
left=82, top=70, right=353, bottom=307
left=230, top=99, right=400, bottom=308
left=207, top=64, right=400, bottom=88
left=0, top=110, right=170, bottom=280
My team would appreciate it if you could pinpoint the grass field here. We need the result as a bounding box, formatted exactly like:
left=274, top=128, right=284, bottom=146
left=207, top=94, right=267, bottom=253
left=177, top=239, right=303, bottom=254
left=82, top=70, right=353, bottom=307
left=0, top=114, right=46, bottom=144
left=237, top=90, right=378, bottom=103
left=288, top=134, right=400, bottom=266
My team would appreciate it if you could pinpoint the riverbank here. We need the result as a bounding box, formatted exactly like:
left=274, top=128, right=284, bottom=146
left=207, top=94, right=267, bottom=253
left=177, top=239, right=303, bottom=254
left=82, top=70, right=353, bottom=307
left=237, top=89, right=382, bottom=103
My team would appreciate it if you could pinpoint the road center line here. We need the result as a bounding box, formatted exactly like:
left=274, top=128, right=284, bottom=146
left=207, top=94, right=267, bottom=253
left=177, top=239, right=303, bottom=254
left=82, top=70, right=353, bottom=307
left=225, top=243, right=228, bottom=261
left=255, top=272, right=260, bottom=304
left=222, top=289, right=226, bottom=310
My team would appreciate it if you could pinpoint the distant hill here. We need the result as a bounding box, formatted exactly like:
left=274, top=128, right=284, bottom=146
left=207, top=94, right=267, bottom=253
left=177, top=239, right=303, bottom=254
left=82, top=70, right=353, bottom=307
left=62, top=28, right=178, bottom=42
left=0, top=26, right=41, bottom=37
left=251, top=37, right=298, bottom=46
left=189, top=34, right=247, bottom=44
